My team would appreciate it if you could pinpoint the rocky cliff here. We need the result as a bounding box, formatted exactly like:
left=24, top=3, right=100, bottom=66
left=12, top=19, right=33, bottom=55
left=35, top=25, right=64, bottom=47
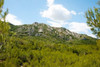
left=10, top=22, right=94, bottom=41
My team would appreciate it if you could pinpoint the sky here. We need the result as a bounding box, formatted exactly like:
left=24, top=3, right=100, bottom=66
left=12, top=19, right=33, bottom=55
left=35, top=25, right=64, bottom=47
left=3, top=0, right=98, bottom=37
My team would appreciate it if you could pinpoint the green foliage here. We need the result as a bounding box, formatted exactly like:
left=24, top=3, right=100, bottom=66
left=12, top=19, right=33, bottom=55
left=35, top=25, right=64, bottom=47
left=97, top=39, right=100, bottom=47
left=0, top=0, right=4, bottom=7
left=0, top=0, right=10, bottom=46
left=85, top=1, right=100, bottom=38
left=0, top=0, right=99, bottom=67
left=0, top=36, right=99, bottom=67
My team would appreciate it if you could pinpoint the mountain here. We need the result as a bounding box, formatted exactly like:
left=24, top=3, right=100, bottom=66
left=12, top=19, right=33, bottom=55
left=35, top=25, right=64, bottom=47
left=1, top=22, right=98, bottom=67
left=9, top=22, right=96, bottom=45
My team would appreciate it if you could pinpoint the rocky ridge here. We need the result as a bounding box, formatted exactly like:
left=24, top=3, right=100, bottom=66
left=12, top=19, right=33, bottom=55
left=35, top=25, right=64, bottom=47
left=10, top=22, right=92, bottom=40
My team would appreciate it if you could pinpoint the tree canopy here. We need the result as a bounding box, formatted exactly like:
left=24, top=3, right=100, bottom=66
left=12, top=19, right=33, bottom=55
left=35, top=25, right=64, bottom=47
left=0, top=0, right=10, bottom=45
left=85, top=0, right=100, bottom=38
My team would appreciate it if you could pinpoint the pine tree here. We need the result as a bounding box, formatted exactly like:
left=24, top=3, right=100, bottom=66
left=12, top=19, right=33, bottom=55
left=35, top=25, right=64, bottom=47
left=85, top=0, right=100, bottom=38
left=0, top=0, right=10, bottom=45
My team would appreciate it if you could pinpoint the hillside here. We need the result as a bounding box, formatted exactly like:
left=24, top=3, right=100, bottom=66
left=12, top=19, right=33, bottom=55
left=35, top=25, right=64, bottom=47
left=9, top=22, right=96, bottom=45
left=0, top=22, right=99, bottom=67
left=0, top=0, right=100, bottom=67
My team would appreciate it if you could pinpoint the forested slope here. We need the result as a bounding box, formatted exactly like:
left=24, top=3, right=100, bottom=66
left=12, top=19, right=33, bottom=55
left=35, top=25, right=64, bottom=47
left=0, top=22, right=100, bottom=67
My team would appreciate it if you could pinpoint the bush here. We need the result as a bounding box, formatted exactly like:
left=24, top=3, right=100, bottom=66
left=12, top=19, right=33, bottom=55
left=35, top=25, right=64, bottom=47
left=97, top=39, right=100, bottom=48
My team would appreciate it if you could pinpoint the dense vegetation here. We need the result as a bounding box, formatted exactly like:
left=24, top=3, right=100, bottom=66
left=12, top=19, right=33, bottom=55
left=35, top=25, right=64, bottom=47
left=0, top=21, right=99, bottom=67
left=0, top=0, right=100, bottom=67
left=0, top=35, right=100, bottom=67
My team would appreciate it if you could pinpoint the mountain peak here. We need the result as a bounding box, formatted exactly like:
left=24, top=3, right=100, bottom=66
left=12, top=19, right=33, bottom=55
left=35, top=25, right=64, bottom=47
left=10, top=22, right=94, bottom=41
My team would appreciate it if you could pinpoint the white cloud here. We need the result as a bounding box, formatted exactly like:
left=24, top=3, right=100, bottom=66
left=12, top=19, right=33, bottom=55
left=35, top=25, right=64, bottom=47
left=48, top=21, right=62, bottom=27
left=47, top=0, right=54, bottom=7
left=41, top=0, right=76, bottom=28
left=6, top=14, right=22, bottom=25
left=71, top=11, right=77, bottom=15
left=67, top=22, right=90, bottom=33
left=41, top=5, right=71, bottom=21
left=48, top=21, right=96, bottom=38
left=40, top=0, right=76, bottom=22
left=40, top=0, right=95, bottom=38
left=67, top=22, right=96, bottom=38
left=48, top=21, right=68, bottom=27
left=89, top=34, right=96, bottom=38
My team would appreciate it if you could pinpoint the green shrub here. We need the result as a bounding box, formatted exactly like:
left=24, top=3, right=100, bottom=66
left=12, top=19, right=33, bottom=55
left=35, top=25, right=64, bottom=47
left=97, top=39, right=100, bottom=48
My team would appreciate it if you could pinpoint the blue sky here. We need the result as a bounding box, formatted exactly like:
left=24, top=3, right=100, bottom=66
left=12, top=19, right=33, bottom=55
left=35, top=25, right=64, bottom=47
left=3, top=0, right=98, bottom=37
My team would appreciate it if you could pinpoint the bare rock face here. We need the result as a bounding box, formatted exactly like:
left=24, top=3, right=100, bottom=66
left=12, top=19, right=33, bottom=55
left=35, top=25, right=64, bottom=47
left=38, top=28, right=43, bottom=33
left=13, top=22, right=89, bottom=40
